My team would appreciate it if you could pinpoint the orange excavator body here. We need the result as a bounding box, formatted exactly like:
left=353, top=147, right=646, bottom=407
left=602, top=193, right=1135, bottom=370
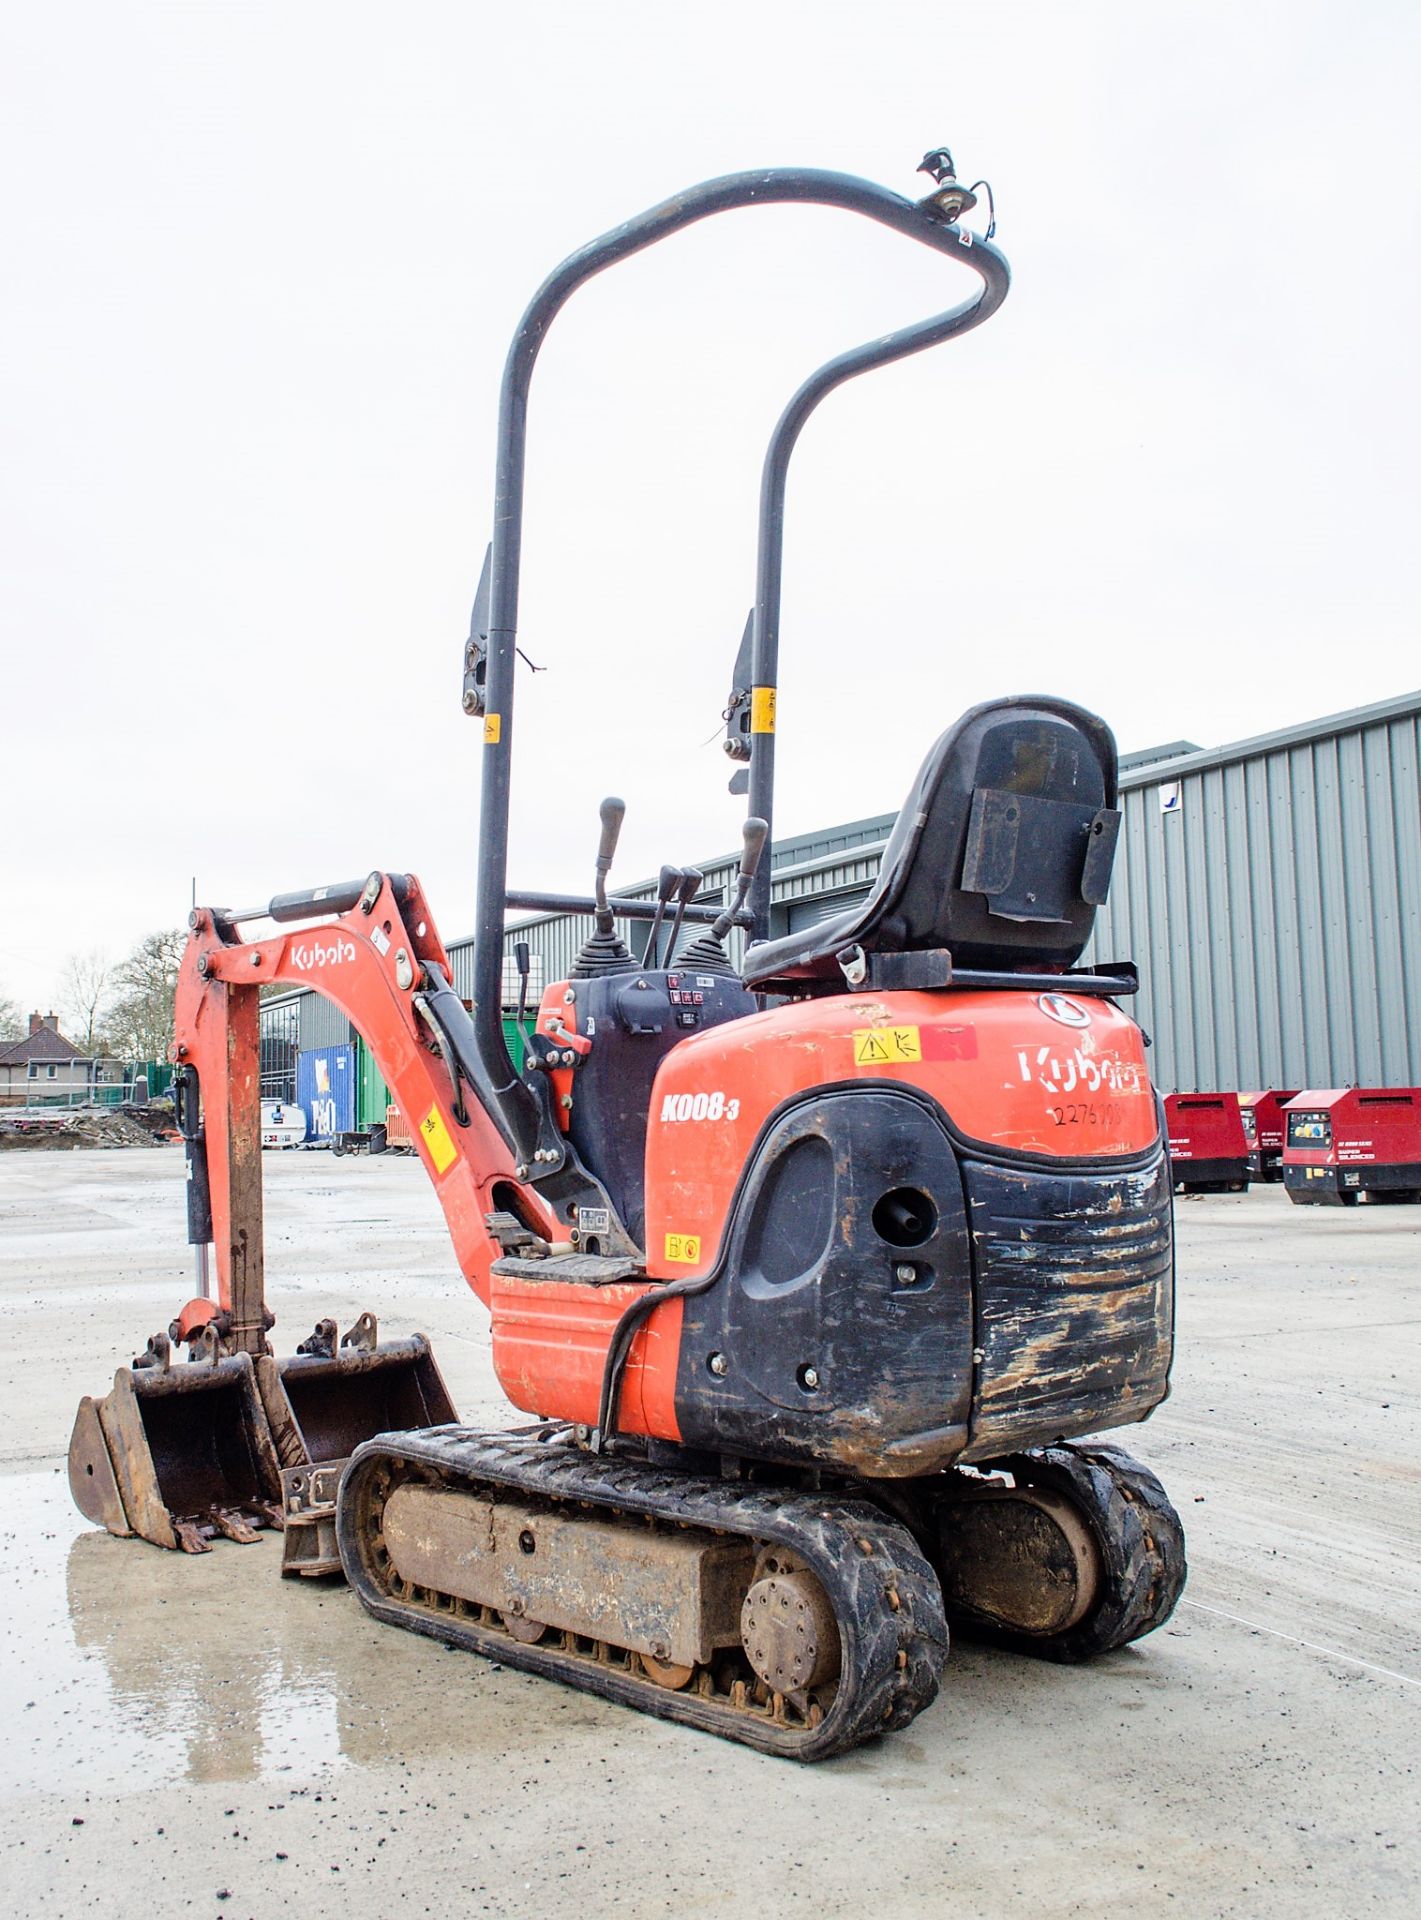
left=487, top=981, right=1161, bottom=1445
left=67, top=154, right=1187, bottom=1760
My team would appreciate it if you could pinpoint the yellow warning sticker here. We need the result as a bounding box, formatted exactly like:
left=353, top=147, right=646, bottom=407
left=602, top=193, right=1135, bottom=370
left=853, top=1025, right=922, bottom=1066
left=420, top=1105, right=459, bottom=1175
left=750, top=686, right=776, bottom=734
left=664, top=1232, right=702, bottom=1265
left=483, top=713, right=502, bottom=744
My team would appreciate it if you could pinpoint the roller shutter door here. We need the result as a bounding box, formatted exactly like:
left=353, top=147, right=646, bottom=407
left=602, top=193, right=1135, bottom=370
left=786, top=887, right=872, bottom=933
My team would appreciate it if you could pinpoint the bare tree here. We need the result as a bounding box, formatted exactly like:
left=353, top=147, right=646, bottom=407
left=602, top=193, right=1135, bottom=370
left=0, top=989, right=22, bottom=1041
left=59, top=949, right=114, bottom=1054
left=105, top=930, right=186, bottom=1063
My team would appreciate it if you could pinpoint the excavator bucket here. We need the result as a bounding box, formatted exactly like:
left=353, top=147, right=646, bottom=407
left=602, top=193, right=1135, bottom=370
left=66, top=904, right=457, bottom=1574
left=255, top=1315, right=457, bottom=1577
left=67, top=1344, right=284, bottom=1553
left=68, top=1317, right=456, bottom=1571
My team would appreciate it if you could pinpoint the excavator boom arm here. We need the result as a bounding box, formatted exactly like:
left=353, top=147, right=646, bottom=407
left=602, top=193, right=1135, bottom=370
left=171, top=872, right=548, bottom=1348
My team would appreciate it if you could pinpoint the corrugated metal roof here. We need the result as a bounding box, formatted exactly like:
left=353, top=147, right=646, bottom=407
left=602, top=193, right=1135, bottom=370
left=1119, top=740, right=1202, bottom=772
left=1117, top=689, right=1421, bottom=788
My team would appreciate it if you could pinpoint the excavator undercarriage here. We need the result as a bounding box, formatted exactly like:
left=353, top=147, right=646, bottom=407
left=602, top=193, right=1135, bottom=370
left=339, top=1431, right=1183, bottom=1760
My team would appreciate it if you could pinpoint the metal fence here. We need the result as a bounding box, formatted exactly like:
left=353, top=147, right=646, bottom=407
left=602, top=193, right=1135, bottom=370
left=0, top=1085, right=142, bottom=1112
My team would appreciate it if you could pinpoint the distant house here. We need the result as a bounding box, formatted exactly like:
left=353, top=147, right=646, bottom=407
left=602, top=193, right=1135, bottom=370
left=0, top=1012, right=122, bottom=1108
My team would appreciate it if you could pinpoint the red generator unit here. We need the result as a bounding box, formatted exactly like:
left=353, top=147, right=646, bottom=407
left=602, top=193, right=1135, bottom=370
left=1238, top=1089, right=1299, bottom=1183
left=1282, top=1088, right=1421, bottom=1205
left=1165, top=1092, right=1250, bottom=1193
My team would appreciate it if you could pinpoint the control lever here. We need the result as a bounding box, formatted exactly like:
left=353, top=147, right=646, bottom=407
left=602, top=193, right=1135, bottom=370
left=570, top=798, right=637, bottom=980
left=593, top=797, right=626, bottom=932
left=513, top=939, right=532, bottom=1034
left=712, top=818, right=768, bottom=940
left=645, top=865, right=681, bottom=970
left=666, top=867, right=704, bottom=964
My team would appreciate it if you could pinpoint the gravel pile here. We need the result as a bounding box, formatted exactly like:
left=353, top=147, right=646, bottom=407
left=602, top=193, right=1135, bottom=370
left=0, top=1106, right=170, bottom=1151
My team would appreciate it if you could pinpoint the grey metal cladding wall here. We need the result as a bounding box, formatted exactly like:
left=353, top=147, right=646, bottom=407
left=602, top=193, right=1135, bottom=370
left=1089, top=706, right=1421, bottom=1094
left=492, top=817, right=898, bottom=984
left=298, top=991, right=355, bottom=1051
left=491, top=913, right=599, bottom=988
left=769, top=814, right=894, bottom=872
left=487, top=697, right=1419, bottom=1093
left=772, top=846, right=885, bottom=910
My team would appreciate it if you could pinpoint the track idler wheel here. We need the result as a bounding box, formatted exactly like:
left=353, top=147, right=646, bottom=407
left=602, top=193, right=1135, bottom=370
left=931, top=1443, right=1186, bottom=1660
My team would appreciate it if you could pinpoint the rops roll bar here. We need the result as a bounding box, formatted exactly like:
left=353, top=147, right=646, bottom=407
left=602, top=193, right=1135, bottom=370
left=472, top=163, right=1010, bottom=1165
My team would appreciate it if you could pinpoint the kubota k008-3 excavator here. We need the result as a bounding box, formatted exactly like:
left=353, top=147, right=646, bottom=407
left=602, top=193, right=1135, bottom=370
left=68, top=151, right=1185, bottom=1760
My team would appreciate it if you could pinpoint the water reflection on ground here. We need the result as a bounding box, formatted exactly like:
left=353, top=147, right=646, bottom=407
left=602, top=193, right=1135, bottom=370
left=2, top=1470, right=484, bottom=1797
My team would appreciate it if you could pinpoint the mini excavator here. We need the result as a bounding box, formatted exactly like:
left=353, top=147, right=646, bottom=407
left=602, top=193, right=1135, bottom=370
left=69, top=152, right=1185, bottom=1759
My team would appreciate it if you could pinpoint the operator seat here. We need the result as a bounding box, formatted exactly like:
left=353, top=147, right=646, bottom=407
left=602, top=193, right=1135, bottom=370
left=741, top=695, right=1121, bottom=992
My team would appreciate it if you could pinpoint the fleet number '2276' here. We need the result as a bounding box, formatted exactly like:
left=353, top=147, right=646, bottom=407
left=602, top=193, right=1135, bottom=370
left=660, top=1090, right=741, bottom=1123
left=1049, top=1101, right=1125, bottom=1129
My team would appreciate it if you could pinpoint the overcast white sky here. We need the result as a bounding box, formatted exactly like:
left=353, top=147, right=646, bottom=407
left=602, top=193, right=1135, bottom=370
left=2, top=2, right=1417, bottom=1015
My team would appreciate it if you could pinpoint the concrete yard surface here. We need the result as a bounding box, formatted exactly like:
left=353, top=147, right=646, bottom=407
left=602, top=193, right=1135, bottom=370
left=0, top=1149, right=1417, bottom=1918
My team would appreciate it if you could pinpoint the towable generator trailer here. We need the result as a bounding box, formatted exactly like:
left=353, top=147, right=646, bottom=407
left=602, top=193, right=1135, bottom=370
left=1165, top=1092, right=1250, bottom=1193
left=1283, top=1088, right=1421, bottom=1205
left=1238, top=1090, right=1299, bottom=1183
left=66, top=150, right=1186, bottom=1761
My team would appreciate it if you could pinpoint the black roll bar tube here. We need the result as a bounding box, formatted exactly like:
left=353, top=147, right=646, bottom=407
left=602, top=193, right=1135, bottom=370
left=743, top=231, right=1010, bottom=935
left=473, top=166, right=1010, bottom=1161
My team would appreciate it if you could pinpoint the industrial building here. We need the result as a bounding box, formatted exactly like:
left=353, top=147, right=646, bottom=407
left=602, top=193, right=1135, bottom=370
left=259, top=688, right=1421, bottom=1128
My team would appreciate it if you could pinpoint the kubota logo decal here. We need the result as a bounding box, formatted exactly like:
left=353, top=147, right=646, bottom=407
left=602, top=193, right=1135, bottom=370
left=290, top=937, right=357, bottom=972
left=1036, top=993, right=1091, bottom=1028
left=1017, top=1044, right=1143, bottom=1097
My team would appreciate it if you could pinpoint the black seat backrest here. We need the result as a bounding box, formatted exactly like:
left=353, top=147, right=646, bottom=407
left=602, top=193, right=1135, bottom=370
left=741, top=695, right=1121, bottom=991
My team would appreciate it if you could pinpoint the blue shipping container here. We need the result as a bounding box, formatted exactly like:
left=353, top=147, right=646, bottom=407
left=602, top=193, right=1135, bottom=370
left=296, top=1044, right=356, bottom=1143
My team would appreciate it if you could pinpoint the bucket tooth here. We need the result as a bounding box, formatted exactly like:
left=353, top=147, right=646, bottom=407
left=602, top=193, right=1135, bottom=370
left=210, top=1509, right=264, bottom=1545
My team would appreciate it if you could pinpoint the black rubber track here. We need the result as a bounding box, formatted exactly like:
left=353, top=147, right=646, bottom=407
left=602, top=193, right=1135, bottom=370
left=943, top=1441, right=1187, bottom=1661
left=337, top=1427, right=948, bottom=1760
